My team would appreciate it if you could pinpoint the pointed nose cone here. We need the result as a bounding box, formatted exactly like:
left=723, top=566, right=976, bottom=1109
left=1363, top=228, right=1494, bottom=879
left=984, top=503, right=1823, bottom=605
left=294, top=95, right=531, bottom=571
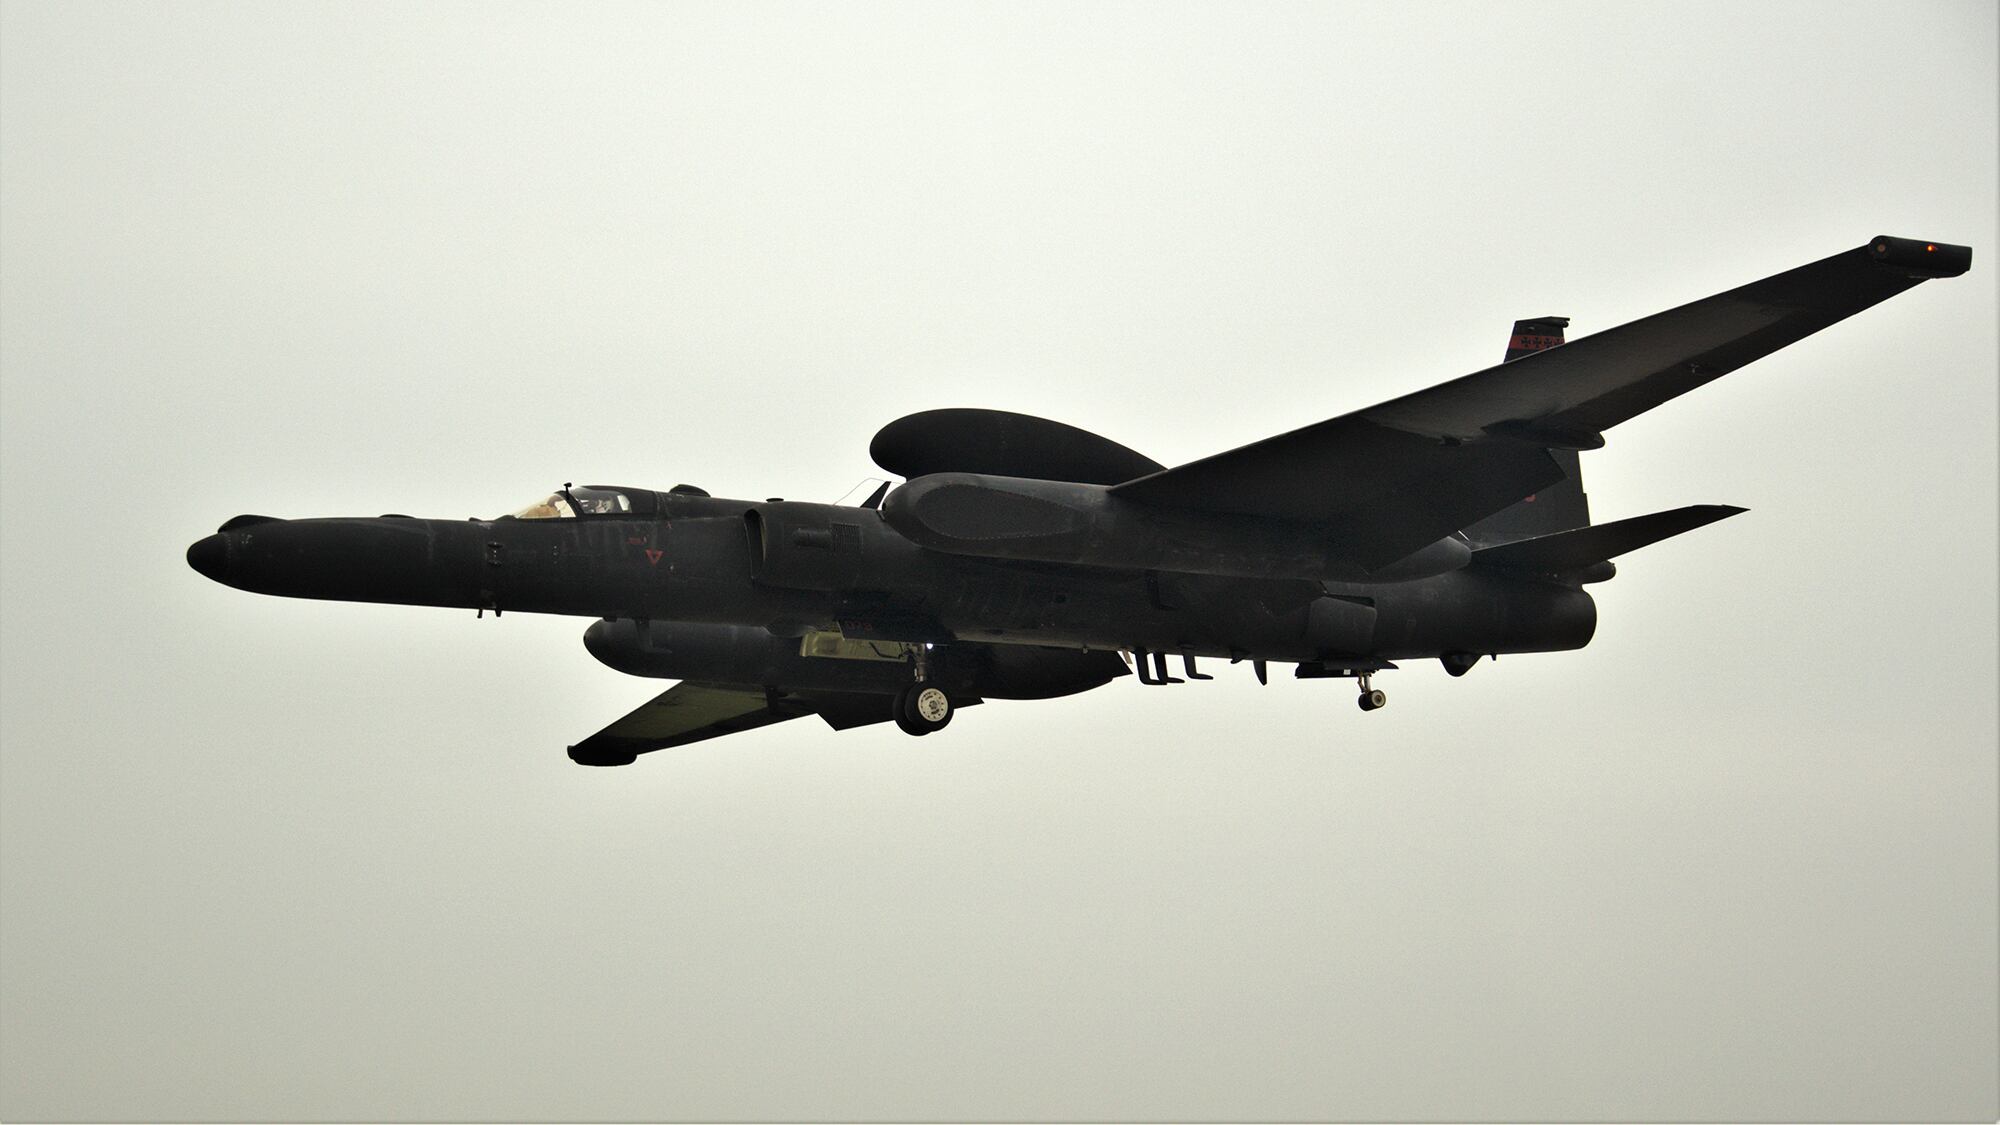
left=186, top=534, right=229, bottom=582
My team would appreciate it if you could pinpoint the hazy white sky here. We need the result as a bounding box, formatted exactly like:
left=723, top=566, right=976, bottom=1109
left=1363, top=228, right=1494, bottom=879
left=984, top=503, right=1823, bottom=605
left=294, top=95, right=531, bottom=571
left=2, top=2, right=1994, bottom=1120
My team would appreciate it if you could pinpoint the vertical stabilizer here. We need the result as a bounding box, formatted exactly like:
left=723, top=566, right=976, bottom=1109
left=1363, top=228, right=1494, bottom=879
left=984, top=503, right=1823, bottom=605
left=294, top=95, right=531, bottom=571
left=1503, top=315, right=1571, bottom=362
left=1463, top=317, right=1591, bottom=544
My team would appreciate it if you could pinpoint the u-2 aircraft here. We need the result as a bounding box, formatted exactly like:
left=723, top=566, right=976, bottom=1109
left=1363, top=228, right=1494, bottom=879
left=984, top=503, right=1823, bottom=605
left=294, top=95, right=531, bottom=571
left=188, top=235, right=1970, bottom=765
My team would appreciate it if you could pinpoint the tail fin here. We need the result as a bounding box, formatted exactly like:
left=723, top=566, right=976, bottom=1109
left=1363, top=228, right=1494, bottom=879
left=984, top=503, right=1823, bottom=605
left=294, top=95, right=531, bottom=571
left=1463, top=317, right=1590, bottom=544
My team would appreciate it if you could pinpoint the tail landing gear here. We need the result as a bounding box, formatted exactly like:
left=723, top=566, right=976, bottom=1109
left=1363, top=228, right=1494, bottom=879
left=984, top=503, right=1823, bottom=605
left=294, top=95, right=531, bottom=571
left=1356, top=672, right=1387, bottom=712
left=1296, top=659, right=1394, bottom=711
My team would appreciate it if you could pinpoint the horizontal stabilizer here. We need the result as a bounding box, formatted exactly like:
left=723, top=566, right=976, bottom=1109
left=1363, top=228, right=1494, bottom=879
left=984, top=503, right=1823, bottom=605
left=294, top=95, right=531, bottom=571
left=1471, top=504, right=1746, bottom=574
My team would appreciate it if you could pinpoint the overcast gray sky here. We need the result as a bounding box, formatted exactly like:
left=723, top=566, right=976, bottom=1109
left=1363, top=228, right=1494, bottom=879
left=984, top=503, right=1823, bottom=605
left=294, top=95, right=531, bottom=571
left=2, top=2, right=1994, bottom=1121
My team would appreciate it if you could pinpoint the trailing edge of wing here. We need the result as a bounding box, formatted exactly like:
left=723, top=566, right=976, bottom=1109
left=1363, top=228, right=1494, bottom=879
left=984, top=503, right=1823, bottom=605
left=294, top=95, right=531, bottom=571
left=1111, top=236, right=1969, bottom=570
left=1471, top=504, right=1747, bottom=574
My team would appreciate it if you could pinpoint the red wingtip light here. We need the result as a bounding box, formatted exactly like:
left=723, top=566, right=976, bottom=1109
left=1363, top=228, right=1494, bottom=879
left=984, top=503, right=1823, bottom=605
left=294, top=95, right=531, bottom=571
left=1868, top=234, right=1970, bottom=276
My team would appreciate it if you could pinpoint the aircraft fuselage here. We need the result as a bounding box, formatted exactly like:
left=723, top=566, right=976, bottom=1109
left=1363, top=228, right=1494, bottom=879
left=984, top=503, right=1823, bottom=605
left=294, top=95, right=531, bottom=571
left=186, top=490, right=1594, bottom=667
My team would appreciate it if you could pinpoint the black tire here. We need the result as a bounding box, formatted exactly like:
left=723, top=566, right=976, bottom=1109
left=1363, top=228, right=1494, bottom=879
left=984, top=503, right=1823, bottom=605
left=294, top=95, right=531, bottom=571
left=893, top=705, right=930, bottom=736
left=1357, top=689, right=1386, bottom=712
left=897, top=683, right=953, bottom=734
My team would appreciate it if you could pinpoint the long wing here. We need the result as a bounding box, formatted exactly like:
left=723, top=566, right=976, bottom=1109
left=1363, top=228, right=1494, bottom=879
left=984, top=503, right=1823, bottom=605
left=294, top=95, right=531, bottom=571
left=567, top=682, right=810, bottom=765
left=564, top=682, right=982, bottom=765
left=1111, top=235, right=1970, bottom=570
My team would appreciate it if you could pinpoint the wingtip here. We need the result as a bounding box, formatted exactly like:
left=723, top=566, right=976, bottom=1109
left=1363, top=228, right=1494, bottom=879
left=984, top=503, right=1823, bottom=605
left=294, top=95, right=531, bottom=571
left=1693, top=504, right=1749, bottom=525
left=566, top=744, right=638, bottom=767
left=1868, top=235, right=1972, bottom=278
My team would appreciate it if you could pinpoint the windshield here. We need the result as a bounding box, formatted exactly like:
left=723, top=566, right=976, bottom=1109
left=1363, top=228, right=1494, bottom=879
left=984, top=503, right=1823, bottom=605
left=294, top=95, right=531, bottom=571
left=570, top=487, right=632, bottom=515
left=508, top=487, right=634, bottom=520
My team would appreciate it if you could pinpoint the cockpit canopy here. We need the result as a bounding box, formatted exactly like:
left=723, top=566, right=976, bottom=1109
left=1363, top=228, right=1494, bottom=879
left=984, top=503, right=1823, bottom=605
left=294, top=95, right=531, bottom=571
left=507, top=485, right=651, bottom=519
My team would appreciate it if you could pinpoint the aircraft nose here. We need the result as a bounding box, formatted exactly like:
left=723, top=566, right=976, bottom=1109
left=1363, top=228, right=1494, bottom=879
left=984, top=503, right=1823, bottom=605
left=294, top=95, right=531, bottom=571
left=186, top=534, right=229, bottom=581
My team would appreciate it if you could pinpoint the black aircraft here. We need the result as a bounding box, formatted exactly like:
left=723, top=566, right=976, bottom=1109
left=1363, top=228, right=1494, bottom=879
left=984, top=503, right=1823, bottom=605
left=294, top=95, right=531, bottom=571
left=187, top=235, right=1971, bottom=765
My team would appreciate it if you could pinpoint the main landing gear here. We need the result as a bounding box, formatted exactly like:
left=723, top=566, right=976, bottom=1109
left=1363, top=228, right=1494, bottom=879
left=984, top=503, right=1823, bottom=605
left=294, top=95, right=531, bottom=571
left=894, top=682, right=954, bottom=736
left=895, top=646, right=952, bottom=736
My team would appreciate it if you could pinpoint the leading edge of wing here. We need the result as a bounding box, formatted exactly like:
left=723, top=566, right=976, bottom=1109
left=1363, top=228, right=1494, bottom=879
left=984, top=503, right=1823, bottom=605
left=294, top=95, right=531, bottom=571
left=1110, top=235, right=1969, bottom=569
left=1359, top=235, right=1969, bottom=440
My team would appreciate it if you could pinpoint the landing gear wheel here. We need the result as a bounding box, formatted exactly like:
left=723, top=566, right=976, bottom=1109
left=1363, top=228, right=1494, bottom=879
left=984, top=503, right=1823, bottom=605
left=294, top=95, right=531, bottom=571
left=1357, top=689, right=1387, bottom=712
left=894, top=683, right=953, bottom=736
